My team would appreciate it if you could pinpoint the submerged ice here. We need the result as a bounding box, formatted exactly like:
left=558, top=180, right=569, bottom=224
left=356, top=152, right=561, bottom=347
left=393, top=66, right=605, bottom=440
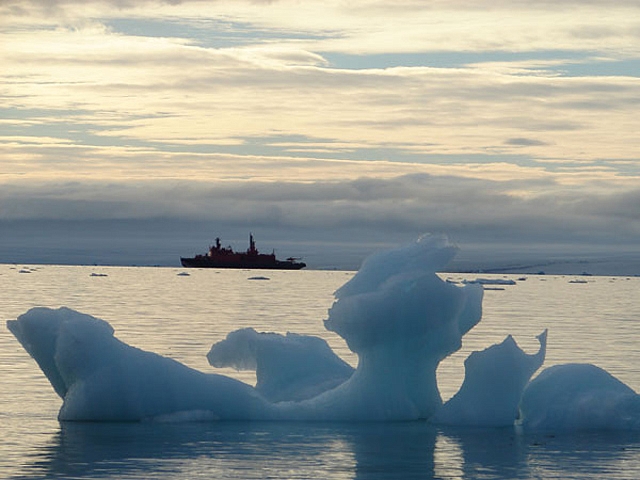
left=7, top=234, right=640, bottom=431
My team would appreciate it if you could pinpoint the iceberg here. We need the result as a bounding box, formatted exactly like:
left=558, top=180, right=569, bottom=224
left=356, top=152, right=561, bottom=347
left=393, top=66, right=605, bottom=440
left=207, top=328, right=354, bottom=402
left=517, top=363, right=640, bottom=432
left=6, top=234, right=640, bottom=431
left=433, top=331, right=547, bottom=427
left=6, top=307, right=271, bottom=422
left=275, top=234, right=483, bottom=421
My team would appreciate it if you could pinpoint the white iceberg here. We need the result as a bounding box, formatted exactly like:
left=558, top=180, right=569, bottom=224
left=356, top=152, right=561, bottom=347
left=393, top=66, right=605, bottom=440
left=6, top=234, right=640, bottom=431
left=433, top=331, right=547, bottom=427
left=517, top=363, right=640, bottom=432
left=207, top=328, right=354, bottom=402
left=7, top=307, right=270, bottom=422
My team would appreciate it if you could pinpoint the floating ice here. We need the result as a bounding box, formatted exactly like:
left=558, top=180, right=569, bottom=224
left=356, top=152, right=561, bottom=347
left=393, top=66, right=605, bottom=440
left=433, top=331, right=547, bottom=427
left=207, top=328, right=353, bottom=402
left=6, top=234, right=640, bottom=431
left=462, top=278, right=516, bottom=286
left=287, top=234, right=483, bottom=420
left=517, top=363, right=640, bottom=432
left=7, top=307, right=270, bottom=422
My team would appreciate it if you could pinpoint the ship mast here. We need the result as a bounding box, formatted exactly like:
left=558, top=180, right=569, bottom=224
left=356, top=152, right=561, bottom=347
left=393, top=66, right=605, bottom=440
left=248, top=233, right=257, bottom=255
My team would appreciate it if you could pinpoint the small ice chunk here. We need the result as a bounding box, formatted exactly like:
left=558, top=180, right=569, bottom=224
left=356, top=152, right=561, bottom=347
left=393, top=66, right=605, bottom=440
left=462, top=278, right=516, bottom=286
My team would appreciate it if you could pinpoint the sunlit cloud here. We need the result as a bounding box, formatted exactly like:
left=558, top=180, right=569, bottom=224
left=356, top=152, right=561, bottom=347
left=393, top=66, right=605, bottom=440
left=1, top=0, right=639, bottom=266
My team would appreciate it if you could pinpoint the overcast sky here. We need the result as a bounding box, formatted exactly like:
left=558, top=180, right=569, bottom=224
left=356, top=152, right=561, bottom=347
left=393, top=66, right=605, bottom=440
left=1, top=0, right=639, bottom=271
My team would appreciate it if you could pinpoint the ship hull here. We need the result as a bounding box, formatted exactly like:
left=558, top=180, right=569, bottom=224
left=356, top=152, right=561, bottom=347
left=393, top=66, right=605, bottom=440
left=181, top=234, right=306, bottom=270
left=180, top=257, right=306, bottom=270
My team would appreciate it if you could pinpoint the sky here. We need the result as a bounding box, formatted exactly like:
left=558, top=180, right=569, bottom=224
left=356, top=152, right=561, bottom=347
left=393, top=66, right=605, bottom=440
left=1, top=0, right=640, bottom=272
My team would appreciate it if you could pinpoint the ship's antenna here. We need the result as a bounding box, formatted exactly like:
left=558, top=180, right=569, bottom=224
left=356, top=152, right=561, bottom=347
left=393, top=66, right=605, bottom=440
left=249, top=232, right=256, bottom=254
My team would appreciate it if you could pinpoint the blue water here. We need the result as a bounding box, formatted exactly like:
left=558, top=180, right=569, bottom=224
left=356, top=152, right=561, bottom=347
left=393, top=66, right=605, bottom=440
left=2, top=265, right=640, bottom=479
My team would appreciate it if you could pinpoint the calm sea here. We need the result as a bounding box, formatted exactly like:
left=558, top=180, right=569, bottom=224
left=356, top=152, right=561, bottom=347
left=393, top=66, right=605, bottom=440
left=1, top=265, right=639, bottom=479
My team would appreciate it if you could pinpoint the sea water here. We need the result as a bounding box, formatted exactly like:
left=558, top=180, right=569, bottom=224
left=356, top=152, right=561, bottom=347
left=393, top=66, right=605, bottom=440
left=1, top=265, right=640, bottom=479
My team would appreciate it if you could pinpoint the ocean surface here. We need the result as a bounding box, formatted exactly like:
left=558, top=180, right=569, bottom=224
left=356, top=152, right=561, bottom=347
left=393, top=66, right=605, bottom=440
left=1, top=264, right=639, bottom=479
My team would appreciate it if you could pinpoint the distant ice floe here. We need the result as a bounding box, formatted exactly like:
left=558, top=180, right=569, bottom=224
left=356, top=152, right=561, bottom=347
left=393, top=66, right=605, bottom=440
left=7, top=234, right=640, bottom=432
left=462, top=278, right=517, bottom=286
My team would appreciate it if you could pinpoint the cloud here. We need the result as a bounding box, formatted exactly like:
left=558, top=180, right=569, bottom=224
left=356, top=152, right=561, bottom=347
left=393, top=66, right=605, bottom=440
left=505, top=138, right=549, bottom=147
left=5, top=1, right=640, bottom=56
left=0, top=0, right=639, bottom=268
left=3, top=1, right=639, bottom=165
left=1, top=173, right=638, bottom=249
left=3, top=25, right=638, bottom=165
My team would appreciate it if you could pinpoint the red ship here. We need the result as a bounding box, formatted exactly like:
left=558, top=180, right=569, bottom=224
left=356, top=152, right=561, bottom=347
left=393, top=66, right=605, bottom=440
left=180, top=234, right=306, bottom=270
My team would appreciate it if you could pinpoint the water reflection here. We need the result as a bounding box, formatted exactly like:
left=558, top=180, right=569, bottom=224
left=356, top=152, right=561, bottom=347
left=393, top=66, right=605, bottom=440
left=440, top=427, right=529, bottom=479
left=14, top=422, right=435, bottom=479
left=441, top=427, right=640, bottom=480
left=10, top=422, right=640, bottom=480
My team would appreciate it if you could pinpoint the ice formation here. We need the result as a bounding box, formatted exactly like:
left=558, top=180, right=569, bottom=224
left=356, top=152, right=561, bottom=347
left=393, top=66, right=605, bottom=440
left=207, top=328, right=354, bottom=402
left=433, top=331, right=547, bottom=427
left=274, top=235, right=483, bottom=421
left=7, top=307, right=271, bottom=422
left=517, top=363, right=640, bottom=432
left=6, top=234, right=640, bottom=431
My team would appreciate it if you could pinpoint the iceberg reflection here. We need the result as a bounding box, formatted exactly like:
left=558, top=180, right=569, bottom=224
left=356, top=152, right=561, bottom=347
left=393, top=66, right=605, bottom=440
left=12, top=422, right=640, bottom=480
